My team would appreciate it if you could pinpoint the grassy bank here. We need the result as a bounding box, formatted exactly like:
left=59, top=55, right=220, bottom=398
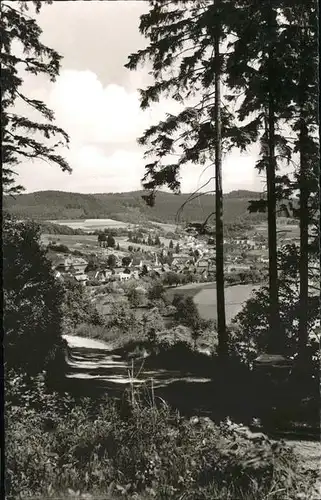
left=5, top=372, right=317, bottom=500
left=165, top=281, right=216, bottom=302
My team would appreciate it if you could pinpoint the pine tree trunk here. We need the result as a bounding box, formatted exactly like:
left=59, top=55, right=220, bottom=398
left=298, top=125, right=309, bottom=359
left=298, top=20, right=309, bottom=361
left=319, top=117, right=321, bottom=343
left=266, top=106, right=280, bottom=350
left=214, top=28, right=228, bottom=358
left=266, top=4, right=281, bottom=353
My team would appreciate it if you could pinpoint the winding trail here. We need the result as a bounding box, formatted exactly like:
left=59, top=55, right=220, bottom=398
left=62, top=334, right=320, bottom=492
left=63, top=334, right=211, bottom=392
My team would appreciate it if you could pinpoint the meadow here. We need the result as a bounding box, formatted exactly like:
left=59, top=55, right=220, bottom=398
left=47, top=218, right=179, bottom=233
left=47, top=218, right=132, bottom=230
left=194, top=284, right=259, bottom=322
left=251, top=220, right=300, bottom=239
left=41, top=232, right=173, bottom=254
left=47, top=217, right=299, bottom=238
left=41, top=233, right=99, bottom=250
left=165, top=282, right=259, bottom=323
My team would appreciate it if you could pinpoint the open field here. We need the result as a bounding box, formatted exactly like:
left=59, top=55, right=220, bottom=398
left=247, top=249, right=269, bottom=258
left=253, top=221, right=299, bottom=239
left=194, top=284, right=260, bottom=322
left=41, top=233, right=100, bottom=250
left=46, top=218, right=179, bottom=233
left=166, top=282, right=259, bottom=323
left=47, top=218, right=132, bottom=231
left=151, top=221, right=179, bottom=232
left=41, top=232, right=174, bottom=255
left=46, top=217, right=300, bottom=241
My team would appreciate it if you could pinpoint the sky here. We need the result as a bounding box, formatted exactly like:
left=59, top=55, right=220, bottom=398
left=14, top=1, right=264, bottom=195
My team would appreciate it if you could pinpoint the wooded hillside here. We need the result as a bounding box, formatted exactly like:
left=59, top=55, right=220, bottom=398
left=3, top=189, right=276, bottom=224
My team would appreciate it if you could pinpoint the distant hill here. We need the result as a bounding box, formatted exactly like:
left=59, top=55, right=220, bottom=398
left=3, top=189, right=271, bottom=225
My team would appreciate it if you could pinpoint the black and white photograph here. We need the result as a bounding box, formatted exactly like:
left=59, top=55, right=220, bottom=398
left=2, top=1, right=320, bottom=499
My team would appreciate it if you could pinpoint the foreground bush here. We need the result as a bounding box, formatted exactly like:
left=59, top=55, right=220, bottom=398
left=3, top=216, right=66, bottom=375
left=5, top=373, right=317, bottom=500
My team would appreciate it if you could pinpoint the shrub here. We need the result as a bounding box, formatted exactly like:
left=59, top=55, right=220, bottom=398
left=73, top=249, right=84, bottom=257
left=108, top=302, right=139, bottom=332
left=173, top=295, right=202, bottom=331
left=107, top=234, right=116, bottom=248
left=85, top=259, right=99, bottom=272
left=62, top=281, right=105, bottom=332
left=148, top=282, right=165, bottom=302
left=127, top=287, right=145, bottom=308
left=141, top=307, right=165, bottom=335
left=231, top=284, right=320, bottom=374
left=73, top=323, right=135, bottom=347
left=145, top=339, right=214, bottom=375
left=48, top=243, right=70, bottom=253
left=5, top=378, right=316, bottom=500
left=86, top=279, right=100, bottom=287
left=3, top=216, right=65, bottom=375
left=163, top=271, right=181, bottom=287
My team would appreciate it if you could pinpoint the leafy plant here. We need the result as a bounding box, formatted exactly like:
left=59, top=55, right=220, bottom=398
left=3, top=215, right=65, bottom=375
left=5, top=377, right=317, bottom=500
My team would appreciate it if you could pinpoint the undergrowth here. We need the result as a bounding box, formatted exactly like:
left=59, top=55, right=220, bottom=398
left=5, top=371, right=317, bottom=500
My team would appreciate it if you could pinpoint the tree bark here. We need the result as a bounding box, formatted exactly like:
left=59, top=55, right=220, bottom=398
left=214, top=27, right=228, bottom=358
left=298, top=125, right=310, bottom=359
left=266, top=4, right=281, bottom=353
left=298, top=18, right=310, bottom=361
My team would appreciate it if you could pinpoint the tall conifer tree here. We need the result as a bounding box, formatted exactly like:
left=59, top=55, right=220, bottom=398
left=126, top=0, right=253, bottom=357
left=226, top=0, right=293, bottom=352
left=281, top=1, right=319, bottom=360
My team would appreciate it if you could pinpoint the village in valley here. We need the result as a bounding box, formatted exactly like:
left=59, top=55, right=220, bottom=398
left=38, top=216, right=308, bottom=330
left=4, top=0, right=320, bottom=498
left=45, top=219, right=298, bottom=290
left=47, top=223, right=270, bottom=287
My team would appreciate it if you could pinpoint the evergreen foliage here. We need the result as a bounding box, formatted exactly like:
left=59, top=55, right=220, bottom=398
left=127, top=0, right=319, bottom=358
left=122, top=256, right=132, bottom=267
left=3, top=189, right=273, bottom=224
left=126, top=0, right=266, bottom=356
left=107, top=254, right=117, bottom=268
left=226, top=0, right=319, bottom=357
left=1, top=1, right=70, bottom=194
left=107, top=234, right=116, bottom=248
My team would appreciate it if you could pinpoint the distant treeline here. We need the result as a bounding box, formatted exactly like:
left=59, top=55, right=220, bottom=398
left=38, top=222, right=86, bottom=235
left=3, top=190, right=297, bottom=228
left=3, top=190, right=277, bottom=225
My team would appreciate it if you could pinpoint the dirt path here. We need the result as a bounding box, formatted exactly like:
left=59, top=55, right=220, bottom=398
left=63, top=334, right=320, bottom=493
left=289, top=440, right=320, bottom=471
left=63, top=334, right=112, bottom=350
left=287, top=440, right=321, bottom=498
left=63, top=334, right=211, bottom=388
